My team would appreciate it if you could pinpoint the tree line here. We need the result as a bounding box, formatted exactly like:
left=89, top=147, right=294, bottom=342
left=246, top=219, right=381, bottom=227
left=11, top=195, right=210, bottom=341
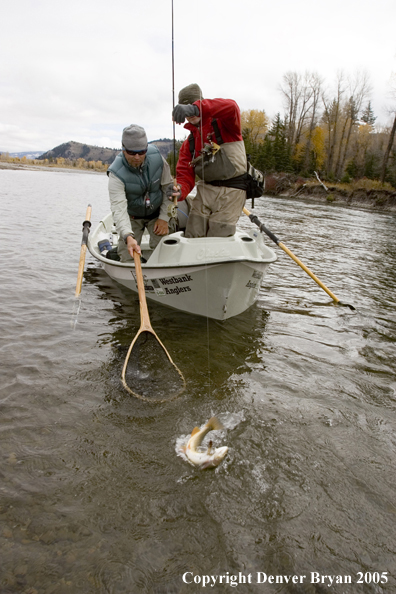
left=3, top=70, right=396, bottom=187
left=241, top=71, right=396, bottom=187
left=167, top=70, right=396, bottom=188
left=0, top=153, right=109, bottom=172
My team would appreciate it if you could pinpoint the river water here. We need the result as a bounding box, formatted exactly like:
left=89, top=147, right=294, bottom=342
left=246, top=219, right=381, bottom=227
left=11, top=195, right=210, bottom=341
left=1, top=167, right=395, bottom=594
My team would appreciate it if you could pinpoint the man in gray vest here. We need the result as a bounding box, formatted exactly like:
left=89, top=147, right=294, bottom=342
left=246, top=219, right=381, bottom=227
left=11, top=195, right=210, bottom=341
left=107, top=124, right=174, bottom=261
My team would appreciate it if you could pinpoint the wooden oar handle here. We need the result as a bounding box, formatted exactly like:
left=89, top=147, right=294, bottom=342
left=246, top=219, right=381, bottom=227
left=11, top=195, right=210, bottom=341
left=133, top=251, right=152, bottom=330
left=278, top=242, right=340, bottom=303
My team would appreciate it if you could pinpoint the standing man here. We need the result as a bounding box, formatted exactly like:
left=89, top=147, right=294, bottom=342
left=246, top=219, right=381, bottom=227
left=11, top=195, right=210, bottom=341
left=108, top=124, right=174, bottom=261
left=169, top=83, right=247, bottom=238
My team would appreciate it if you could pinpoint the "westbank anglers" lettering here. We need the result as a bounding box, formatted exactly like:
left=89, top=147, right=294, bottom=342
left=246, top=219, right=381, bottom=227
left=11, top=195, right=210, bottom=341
left=164, top=286, right=191, bottom=295
left=159, top=274, right=193, bottom=286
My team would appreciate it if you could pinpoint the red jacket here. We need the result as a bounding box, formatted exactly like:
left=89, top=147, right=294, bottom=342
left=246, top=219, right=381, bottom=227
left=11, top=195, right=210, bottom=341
left=176, top=98, right=244, bottom=199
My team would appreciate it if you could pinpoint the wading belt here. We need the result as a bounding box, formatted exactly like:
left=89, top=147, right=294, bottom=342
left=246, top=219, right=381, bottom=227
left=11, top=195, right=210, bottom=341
left=207, top=173, right=249, bottom=190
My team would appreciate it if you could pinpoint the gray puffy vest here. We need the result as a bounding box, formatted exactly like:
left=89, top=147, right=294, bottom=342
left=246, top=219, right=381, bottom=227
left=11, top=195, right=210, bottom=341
left=107, top=145, right=163, bottom=218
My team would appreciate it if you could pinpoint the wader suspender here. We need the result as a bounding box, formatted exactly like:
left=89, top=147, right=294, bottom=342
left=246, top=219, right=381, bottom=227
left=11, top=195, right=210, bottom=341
left=211, top=118, right=223, bottom=146
left=188, top=118, right=223, bottom=159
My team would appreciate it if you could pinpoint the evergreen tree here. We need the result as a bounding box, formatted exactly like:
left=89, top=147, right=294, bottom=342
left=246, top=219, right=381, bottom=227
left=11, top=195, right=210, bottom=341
left=256, top=136, right=275, bottom=172
left=267, top=113, right=292, bottom=172
left=361, top=101, right=377, bottom=127
left=166, top=140, right=182, bottom=177
left=364, top=151, right=381, bottom=179
left=345, top=158, right=359, bottom=179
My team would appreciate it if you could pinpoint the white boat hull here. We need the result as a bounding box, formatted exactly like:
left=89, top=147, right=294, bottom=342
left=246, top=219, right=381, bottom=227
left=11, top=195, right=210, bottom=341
left=88, top=213, right=277, bottom=320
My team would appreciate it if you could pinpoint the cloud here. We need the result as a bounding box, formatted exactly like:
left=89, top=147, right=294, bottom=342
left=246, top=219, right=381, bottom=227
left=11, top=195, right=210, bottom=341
left=1, top=0, right=396, bottom=152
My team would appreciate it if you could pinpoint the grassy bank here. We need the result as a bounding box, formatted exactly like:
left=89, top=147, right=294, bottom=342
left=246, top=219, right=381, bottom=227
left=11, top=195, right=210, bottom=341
left=0, top=156, right=108, bottom=173
left=0, top=160, right=106, bottom=175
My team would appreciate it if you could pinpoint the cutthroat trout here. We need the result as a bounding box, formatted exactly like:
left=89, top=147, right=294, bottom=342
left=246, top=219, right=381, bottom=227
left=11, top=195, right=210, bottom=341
left=184, top=417, right=228, bottom=469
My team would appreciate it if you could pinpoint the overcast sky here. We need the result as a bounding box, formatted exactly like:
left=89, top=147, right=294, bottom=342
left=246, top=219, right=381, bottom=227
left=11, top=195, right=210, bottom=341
left=1, top=0, right=395, bottom=153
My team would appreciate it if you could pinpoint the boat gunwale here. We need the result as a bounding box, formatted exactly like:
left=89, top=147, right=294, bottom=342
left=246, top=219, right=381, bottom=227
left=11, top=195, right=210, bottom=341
left=89, top=245, right=277, bottom=268
left=88, top=219, right=277, bottom=269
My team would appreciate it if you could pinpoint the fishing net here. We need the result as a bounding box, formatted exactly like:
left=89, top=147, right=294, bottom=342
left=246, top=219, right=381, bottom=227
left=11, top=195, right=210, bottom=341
left=121, top=252, right=186, bottom=403
left=122, top=330, right=185, bottom=403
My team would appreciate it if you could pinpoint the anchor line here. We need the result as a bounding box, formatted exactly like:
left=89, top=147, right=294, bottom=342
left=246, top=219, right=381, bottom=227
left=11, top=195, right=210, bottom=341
left=197, top=99, right=213, bottom=399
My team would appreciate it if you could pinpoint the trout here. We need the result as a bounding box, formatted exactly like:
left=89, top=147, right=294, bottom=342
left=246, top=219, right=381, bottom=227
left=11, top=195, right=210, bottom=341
left=184, top=417, right=228, bottom=470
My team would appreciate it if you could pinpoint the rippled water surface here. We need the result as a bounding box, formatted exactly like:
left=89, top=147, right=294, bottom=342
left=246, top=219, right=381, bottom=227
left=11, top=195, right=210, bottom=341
left=1, top=168, right=396, bottom=593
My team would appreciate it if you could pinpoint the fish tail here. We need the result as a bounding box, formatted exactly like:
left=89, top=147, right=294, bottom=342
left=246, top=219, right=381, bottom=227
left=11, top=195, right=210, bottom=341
left=206, top=416, right=223, bottom=431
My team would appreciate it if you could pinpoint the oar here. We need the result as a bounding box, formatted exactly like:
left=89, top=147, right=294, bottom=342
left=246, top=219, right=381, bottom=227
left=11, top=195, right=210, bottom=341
left=243, top=207, right=355, bottom=310
left=121, top=251, right=186, bottom=402
left=75, top=204, right=92, bottom=298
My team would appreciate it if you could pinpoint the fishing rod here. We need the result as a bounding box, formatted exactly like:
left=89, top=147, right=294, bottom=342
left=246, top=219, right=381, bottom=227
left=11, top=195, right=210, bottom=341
left=171, top=0, right=176, bottom=176
left=167, top=0, right=179, bottom=221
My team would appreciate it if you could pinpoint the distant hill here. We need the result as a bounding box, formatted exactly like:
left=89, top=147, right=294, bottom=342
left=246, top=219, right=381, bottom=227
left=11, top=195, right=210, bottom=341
left=150, top=139, right=174, bottom=158
left=38, top=139, right=174, bottom=164
left=3, top=150, right=45, bottom=159
left=38, top=141, right=119, bottom=164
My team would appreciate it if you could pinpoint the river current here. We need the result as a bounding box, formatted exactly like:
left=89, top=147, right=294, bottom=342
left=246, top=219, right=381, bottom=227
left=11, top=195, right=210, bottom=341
left=0, top=167, right=395, bottom=593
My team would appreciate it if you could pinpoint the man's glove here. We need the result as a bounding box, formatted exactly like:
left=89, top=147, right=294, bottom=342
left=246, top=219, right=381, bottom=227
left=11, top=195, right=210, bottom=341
left=172, top=104, right=199, bottom=124
left=166, top=183, right=182, bottom=200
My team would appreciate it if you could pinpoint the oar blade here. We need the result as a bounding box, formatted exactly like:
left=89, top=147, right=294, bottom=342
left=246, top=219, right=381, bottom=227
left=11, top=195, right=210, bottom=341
left=339, top=302, right=356, bottom=311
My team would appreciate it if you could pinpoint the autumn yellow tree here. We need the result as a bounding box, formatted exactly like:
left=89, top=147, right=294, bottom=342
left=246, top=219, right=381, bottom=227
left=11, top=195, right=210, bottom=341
left=241, top=109, right=269, bottom=145
left=321, top=70, right=371, bottom=178
left=347, top=123, right=373, bottom=177
left=310, top=126, right=326, bottom=170
left=76, top=158, right=86, bottom=169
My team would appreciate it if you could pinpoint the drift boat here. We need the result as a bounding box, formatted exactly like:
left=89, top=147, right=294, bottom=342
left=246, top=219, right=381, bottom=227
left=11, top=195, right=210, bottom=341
left=87, top=211, right=277, bottom=320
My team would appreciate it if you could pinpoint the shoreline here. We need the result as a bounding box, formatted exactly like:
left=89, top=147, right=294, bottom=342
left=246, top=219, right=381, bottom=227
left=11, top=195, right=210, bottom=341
left=263, top=173, right=396, bottom=214
left=0, top=161, right=106, bottom=175
left=2, top=161, right=396, bottom=214
left=275, top=187, right=396, bottom=214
